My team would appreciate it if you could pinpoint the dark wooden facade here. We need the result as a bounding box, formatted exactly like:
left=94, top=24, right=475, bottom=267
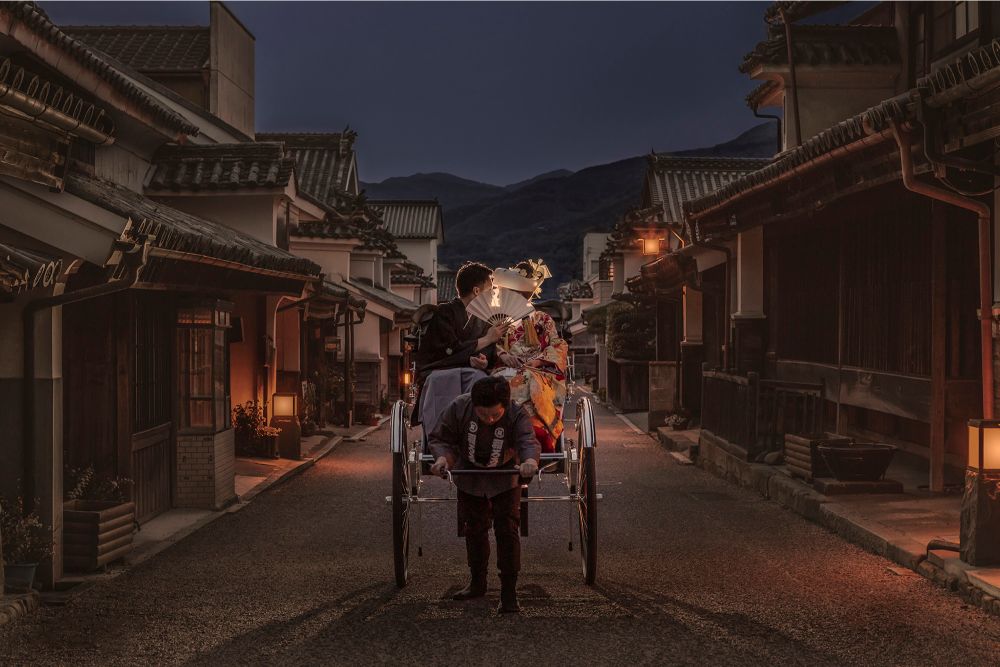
left=63, top=292, right=177, bottom=524
left=755, top=184, right=981, bottom=473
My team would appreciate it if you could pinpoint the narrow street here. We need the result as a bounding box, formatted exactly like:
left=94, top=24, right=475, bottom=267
left=3, top=396, right=1000, bottom=666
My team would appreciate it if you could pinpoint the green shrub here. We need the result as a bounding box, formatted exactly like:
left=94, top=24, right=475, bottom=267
left=606, top=302, right=655, bottom=361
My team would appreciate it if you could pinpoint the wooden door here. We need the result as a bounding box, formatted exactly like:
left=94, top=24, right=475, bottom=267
left=129, top=295, right=174, bottom=524
left=131, top=424, right=171, bottom=524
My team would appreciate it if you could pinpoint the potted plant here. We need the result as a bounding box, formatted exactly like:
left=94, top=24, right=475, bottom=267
left=816, top=441, right=897, bottom=482
left=664, top=410, right=691, bottom=431
left=355, top=403, right=378, bottom=426
left=301, top=381, right=318, bottom=436
left=232, top=401, right=265, bottom=456
left=258, top=425, right=282, bottom=458
left=378, top=391, right=391, bottom=417
left=63, top=465, right=136, bottom=573
left=1, top=495, right=52, bottom=592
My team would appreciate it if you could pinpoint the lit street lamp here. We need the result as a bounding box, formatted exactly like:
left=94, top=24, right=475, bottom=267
left=271, top=392, right=303, bottom=460
left=961, top=419, right=1000, bottom=565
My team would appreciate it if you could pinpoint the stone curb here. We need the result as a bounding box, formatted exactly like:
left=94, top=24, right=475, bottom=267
left=678, top=431, right=1000, bottom=617
left=344, top=416, right=389, bottom=442
left=0, top=592, right=39, bottom=628
left=236, top=434, right=344, bottom=505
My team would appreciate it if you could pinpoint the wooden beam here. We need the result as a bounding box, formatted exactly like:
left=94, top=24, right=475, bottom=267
left=930, top=202, right=946, bottom=493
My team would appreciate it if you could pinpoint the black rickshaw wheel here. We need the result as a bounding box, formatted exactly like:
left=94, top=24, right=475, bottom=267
left=392, top=448, right=410, bottom=588
left=578, top=445, right=597, bottom=585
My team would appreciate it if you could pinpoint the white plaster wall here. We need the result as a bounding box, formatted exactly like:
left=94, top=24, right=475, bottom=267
left=350, top=256, right=377, bottom=284
left=397, top=239, right=437, bottom=277
left=623, top=250, right=645, bottom=290
left=275, top=306, right=300, bottom=373
left=209, top=2, right=255, bottom=137
left=583, top=233, right=609, bottom=281
left=154, top=194, right=276, bottom=246
left=390, top=284, right=417, bottom=302
left=796, top=85, right=897, bottom=144
left=96, top=144, right=151, bottom=193
left=353, top=314, right=383, bottom=360
left=290, top=240, right=352, bottom=279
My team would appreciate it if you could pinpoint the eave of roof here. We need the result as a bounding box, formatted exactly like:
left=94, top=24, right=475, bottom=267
left=740, top=24, right=900, bottom=74
left=345, top=277, right=416, bottom=319
left=256, top=131, right=357, bottom=206
left=1, top=2, right=199, bottom=136
left=64, top=171, right=321, bottom=278
left=148, top=143, right=295, bottom=192
left=687, top=35, right=1000, bottom=221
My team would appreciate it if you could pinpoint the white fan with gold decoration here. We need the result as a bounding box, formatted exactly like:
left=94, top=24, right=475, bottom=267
left=467, top=287, right=534, bottom=329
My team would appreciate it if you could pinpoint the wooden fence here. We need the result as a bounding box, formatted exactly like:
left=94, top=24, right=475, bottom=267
left=701, top=367, right=824, bottom=461
left=607, top=358, right=650, bottom=412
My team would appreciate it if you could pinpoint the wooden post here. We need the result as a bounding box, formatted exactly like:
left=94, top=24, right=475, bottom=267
left=344, top=309, right=354, bottom=427
left=930, top=202, right=947, bottom=493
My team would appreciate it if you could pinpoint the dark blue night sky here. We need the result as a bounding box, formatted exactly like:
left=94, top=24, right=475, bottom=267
left=44, top=1, right=788, bottom=185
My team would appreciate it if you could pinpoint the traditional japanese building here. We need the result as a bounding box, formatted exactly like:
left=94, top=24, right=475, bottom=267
left=656, top=1, right=999, bottom=493
left=0, top=1, right=332, bottom=586
left=595, top=156, right=769, bottom=422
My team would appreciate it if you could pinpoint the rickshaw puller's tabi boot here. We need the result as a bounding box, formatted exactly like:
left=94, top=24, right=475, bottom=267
left=452, top=569, right=488, bottom=600
left=497, top=575, right=520, bottom=613
left=453, top=533, right=489, bottom=600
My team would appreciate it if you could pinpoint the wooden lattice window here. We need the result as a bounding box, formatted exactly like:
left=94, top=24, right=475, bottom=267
left=177, top=300, right=232, bottom=433
left=133, top=297, right=172, bottom=432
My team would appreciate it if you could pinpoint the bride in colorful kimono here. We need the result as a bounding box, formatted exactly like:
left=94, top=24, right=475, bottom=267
left=490, top=260, right=569, bottom=453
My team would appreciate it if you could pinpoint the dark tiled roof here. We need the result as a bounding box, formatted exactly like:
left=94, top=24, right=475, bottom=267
left=65, top=172, right=320, bottom=277
left=692, top=39, right=1000, bottom=222
left=346, top=277, right=416, bottom=317
left=436, top=267, right=456, bottom=302
left=763, top=1, right=849, bottom=24
left=64, top=26, right=210, bottom=73
left=391, top=261, right=435, bottom=288
left=740, top=25, right=899, bottom=74
left=256, top=132, right=357, bottom=206
left=291, top=219, right=363, bottom=241
left=148, top=143, right=294, bottom=191
left=369, top=200, right=443, bottom=240
left=746, top=80, right=781, bottom=109
left=0, top=2, right=199, bottom=136
left=646, top=155, right=772, bottom=223
left=558, top=280, right=593, bottom=301
left=685, top=96, right=908, bottom=218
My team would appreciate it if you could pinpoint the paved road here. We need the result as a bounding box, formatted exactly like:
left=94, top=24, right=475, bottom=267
left=4, top=395, right=1000, bottom=666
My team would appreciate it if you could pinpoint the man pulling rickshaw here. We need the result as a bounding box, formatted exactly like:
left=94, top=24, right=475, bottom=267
left=388, top=257, right=599, bottom=610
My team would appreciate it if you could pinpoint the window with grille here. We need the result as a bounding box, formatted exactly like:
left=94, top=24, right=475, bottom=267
left=177, top=301, right=233, bottom=433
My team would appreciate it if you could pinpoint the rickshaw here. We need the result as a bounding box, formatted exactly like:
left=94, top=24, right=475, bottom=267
left=387, top=377, right=599, bottom=588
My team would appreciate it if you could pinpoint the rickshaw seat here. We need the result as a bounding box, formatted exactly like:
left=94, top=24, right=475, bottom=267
left=418, top=366, right=487, bottom=441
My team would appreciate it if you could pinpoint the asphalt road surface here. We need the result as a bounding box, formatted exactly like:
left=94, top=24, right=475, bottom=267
left=3, top=393, right=1000, bottom=666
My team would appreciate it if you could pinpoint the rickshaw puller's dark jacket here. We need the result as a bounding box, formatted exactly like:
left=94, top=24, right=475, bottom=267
left=428, top=395, right=541, bottom=499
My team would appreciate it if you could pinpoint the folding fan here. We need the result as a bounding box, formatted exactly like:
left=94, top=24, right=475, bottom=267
left=467, top=287, right=534, bottom=328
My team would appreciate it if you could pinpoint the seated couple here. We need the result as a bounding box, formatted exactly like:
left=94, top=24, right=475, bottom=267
left=413, top=260, right=568, bottom=453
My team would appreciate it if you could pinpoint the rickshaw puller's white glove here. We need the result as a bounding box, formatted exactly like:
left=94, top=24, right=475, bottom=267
left=519, top=459, right=538, bottom=478
left=431, top=456, right=450, bottom=479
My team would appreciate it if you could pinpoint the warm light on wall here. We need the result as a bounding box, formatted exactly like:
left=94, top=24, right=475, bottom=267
left=402, top=370, right=412, bottom=386
left=272, top=393, right=298, bottom=418
left=968, top=419, right=1000, bottom=470
left=641, top=238, right=663, bottom=256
